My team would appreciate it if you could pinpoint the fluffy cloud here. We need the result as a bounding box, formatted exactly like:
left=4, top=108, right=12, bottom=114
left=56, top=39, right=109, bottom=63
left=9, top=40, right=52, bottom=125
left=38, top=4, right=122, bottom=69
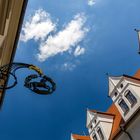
left=37, top=13, right=89, bottom=62
left=20, top=9, right=56, bottom=42
left=88, top=0, right=96, bottom=6
left=74, top=46, right=85, bottom=57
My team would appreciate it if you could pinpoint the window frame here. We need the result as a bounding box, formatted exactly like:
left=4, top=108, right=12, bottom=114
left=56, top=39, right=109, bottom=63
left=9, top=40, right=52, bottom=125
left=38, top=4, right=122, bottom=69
left=114, top=91, right=118, bottom=97
left=92, top=134, right=98, bottom=140
left=118, top=98, right=129, bottom=116
left=90, top=124, right=93, bottom=130
left=124, top=90, right=137, bottom=107
left=97, top=127, right=104, bottom=140
left=120, top=83, right=123, bottom=89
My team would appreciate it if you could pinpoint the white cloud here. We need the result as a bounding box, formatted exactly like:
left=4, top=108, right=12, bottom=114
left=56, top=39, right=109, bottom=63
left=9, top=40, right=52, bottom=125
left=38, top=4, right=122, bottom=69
left=74, top=46, right=85, bottom=57
left=20, top=9, right=56, bottom=42
left=62, top=63, right=76, bottom=71
left=88, top=0, right=96, bottom=6
left=37, top=13, right=89, bottom=62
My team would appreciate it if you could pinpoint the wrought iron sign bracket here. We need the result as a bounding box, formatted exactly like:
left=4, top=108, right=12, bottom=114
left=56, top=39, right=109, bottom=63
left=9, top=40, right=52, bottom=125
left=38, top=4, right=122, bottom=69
left=0, top=62, right=56, bottom=95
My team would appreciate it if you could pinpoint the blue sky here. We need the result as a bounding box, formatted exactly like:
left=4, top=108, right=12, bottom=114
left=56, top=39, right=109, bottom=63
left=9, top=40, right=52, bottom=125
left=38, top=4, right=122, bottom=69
left=1, top=0, right=140, bottom=139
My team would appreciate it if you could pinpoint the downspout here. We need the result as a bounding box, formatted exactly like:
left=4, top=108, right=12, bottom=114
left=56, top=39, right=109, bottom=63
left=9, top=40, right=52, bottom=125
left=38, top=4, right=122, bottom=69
left=120, top=125, right=133, bottom=140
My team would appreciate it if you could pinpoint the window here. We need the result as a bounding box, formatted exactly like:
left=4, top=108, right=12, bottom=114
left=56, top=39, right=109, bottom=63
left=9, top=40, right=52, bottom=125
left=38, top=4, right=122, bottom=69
left=114, top=92, right=118, bottom=97
left=120, top=84, right=123, bottom=88
left=118, top=99, right=129, bottom=115
left=125, top=90, right=137, bottom=107
left=97, top=128, right=104, bottom=140
left=90, top=124, right=93, bottom=129
left=93, top=134, right=98, bottom=140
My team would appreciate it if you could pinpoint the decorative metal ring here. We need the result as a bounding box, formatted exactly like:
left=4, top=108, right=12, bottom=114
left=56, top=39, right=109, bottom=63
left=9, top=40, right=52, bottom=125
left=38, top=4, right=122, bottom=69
left=24, top=74, right=56, bottom=95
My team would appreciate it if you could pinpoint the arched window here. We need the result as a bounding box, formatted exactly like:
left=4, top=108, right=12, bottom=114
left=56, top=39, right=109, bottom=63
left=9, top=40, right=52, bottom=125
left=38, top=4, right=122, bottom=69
left=125, top=90, right=137, bottom=107
left=92, top=134, right=98, bottom=140
left=118, top=99, right=129, bottom=115
left=97, top=127, right=104, bottom=140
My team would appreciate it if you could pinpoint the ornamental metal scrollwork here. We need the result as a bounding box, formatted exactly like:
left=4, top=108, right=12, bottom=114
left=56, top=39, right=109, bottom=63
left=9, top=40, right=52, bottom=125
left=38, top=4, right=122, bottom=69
left=0, top=62, right=56, bottom=95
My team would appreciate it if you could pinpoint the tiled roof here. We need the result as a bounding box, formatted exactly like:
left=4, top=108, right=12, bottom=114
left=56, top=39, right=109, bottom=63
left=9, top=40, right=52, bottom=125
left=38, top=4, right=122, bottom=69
left=133, top=69, right=140, bottom=79
left=72, top=134, right=91, bottom=140
left=72, top=69, right=140, bottom=140
left=107, top=104, right=124, bottom=140
left=121, top=69, right=140, bottom=84
left=107, top=69, right=140, bottom=139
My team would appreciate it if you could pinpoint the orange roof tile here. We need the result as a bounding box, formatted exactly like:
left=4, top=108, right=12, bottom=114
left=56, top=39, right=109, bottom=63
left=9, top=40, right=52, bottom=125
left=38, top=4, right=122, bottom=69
left=72, top=134, right=91, bottom=140
left=133, top=69, right=140, bottom=79
left=107, top=104, right=124, bottom=140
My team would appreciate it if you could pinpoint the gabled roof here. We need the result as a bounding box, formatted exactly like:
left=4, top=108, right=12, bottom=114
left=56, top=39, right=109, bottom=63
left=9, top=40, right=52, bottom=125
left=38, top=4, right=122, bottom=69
left=108, top=70, right=140, bottom=97
left=88, top=104, right=124, bottom=140
left=108, top=69, right=140, bottom=139
left=72, top=69, right=140, bottom=140
left=89, top=109, right=115, bottom=117
left=86, top=109, right=94, bottom=127
left=72, top=134, right=90, bottom=140
left=133, top=69, right=140, bottom=79
left=108, top=76, right=122, bottom=96
left=122, top=75, right=140, bottom=84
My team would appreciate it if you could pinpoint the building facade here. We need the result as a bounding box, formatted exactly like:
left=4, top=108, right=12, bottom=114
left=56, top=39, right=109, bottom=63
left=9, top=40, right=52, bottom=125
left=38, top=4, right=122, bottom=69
left=71, top=69, right=140, bottom=140
left=0, top=0, right=27, bottom=104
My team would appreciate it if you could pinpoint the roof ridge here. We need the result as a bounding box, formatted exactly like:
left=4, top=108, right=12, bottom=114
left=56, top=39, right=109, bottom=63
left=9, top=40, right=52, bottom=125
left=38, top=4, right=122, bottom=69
left=89, top=109, right=115, bottom=117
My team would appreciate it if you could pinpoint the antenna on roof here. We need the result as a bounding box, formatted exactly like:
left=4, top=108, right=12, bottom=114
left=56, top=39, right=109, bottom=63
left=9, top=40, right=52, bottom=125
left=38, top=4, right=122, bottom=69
left=134, top=29, right=140, bottom=54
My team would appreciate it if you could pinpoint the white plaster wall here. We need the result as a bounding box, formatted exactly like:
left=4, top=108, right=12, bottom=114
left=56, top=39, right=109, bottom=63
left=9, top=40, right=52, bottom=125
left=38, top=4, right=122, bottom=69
left=100, top=121, right=113, bottom=140
left=71, top=137, right=75, bottom=140
left=129, top=84, right=140, bottom=99
left=98, top=114, right=114, bottom=123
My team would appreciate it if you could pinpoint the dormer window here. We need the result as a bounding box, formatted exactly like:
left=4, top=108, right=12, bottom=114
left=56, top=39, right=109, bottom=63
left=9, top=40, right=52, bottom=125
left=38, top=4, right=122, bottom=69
left=97, top=127, right=104, bottom=140
left=125, top=90, right=137, bottom=107
left=92, top=134, right=98, bottom=140
left=118, top=99, right=129, bottom=115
